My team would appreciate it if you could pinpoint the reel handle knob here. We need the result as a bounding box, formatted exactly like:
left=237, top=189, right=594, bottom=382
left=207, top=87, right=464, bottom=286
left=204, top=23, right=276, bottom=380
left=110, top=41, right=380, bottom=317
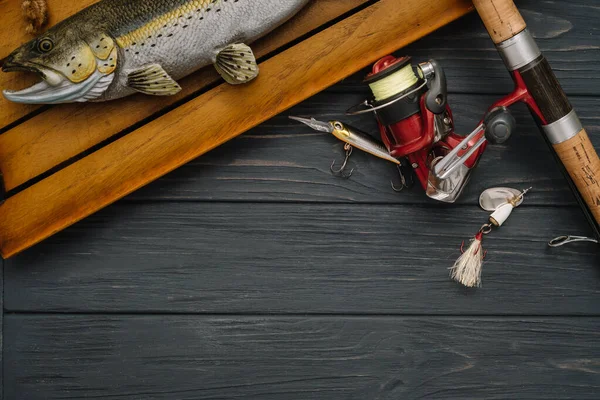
left=484, top=107, right=516, bottom=145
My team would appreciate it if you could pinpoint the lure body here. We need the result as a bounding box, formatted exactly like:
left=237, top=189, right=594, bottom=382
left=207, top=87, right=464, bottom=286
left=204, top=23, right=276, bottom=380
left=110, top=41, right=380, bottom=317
left=330, top=121, right=401, bottom=166
left=289, top=117, right=401, bottom=165
left=2, top=0, right=310, bottom=103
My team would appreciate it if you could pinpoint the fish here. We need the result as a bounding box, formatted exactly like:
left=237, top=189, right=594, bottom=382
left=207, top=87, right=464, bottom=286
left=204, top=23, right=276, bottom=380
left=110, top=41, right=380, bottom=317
left=1, top=0, right=310, bottom=104
left=289, top=116, right=401, bottom=165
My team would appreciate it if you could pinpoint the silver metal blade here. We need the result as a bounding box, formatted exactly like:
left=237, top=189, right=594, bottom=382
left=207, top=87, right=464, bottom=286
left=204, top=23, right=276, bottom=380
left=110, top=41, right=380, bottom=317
left=289, top=116, right=333, bottom=133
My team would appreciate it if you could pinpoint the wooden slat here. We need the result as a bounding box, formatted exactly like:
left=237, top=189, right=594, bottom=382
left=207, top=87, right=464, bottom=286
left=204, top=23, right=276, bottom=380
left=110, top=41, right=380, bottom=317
left=5, top=315, right=600, bottom=399
left=0, top=0, right=369, bottom=188
left=0, top=0, right=475, bottom=258
left=5, top=203, right=599, bottom=314
left=125, top=91, right=600, bottom=206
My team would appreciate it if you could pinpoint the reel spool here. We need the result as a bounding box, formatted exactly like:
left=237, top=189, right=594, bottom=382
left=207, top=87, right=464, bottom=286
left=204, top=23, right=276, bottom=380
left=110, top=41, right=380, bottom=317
left=363, top=56, right=432, bottom=157
left=367, top=56, right=420, bottom=102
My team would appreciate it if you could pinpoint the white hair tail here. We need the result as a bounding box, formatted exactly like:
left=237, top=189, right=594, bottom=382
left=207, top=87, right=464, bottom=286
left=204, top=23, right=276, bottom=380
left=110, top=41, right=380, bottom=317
left=450, top=232, right=485, bottom=288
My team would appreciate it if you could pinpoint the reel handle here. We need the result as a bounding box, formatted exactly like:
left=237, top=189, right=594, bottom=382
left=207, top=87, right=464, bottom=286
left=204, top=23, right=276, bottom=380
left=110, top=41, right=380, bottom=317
left=474, top=0, right=600, bottom=232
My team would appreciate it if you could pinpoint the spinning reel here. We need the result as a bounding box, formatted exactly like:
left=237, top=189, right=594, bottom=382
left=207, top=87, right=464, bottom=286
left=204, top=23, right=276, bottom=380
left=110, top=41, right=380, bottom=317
left=348, top=55, right=518, bottom=203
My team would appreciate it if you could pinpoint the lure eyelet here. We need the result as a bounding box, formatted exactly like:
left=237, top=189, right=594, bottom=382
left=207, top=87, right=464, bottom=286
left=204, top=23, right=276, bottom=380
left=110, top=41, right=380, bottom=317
left=37, top=38, right=54, bottom=53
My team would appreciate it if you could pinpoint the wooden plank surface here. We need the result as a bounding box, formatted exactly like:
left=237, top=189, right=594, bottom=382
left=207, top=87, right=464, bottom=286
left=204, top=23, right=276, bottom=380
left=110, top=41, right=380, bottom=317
left=1, top=0, right=598, bottom=193
left=5, top=316, right=600, bottom=399
left=123, top=91, right=600, bottom=206
left=3, top=1, right=600, bottom=398
left=0, top=0, right=370, bottom=190
left=5, top=203, right=599, bottom=314
left=0, top=0, right=475, bottom=258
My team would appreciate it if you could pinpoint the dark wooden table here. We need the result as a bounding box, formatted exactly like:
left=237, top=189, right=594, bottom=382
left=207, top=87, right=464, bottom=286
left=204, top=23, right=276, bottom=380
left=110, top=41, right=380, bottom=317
left=2, top=1, right=600, bottom=398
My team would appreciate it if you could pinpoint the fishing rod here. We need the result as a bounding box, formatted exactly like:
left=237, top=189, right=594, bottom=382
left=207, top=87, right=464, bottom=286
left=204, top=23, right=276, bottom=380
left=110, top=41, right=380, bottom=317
left=471, top=0, right=600, bottom=245
left=295, top=0, right=600, bottom=247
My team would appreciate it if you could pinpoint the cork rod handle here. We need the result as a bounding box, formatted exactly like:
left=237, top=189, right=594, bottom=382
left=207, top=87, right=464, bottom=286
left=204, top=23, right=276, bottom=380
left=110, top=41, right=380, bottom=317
left=472, top=0, right=526, bottom=43
left=553, top=130, right=600, bottom=224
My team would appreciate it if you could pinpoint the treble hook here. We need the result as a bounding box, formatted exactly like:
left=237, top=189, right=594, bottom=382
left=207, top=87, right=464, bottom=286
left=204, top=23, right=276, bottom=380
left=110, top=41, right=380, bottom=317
left=391, top=161, right=415, bottom=192
left=391, top=165, right=407, bottom=192
left=331, top=143, right=355, bottom=178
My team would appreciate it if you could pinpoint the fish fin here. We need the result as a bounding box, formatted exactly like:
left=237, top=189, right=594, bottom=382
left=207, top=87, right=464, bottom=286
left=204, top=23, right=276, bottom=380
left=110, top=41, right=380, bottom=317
left=126, top=64, right=181, bottom=96
left=214, top=43, right=259, bottom=85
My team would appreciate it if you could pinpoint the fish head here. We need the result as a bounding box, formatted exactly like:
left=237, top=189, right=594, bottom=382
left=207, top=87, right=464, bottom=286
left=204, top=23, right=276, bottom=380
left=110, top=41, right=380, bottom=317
left=2, top=24, right=118, bottom=104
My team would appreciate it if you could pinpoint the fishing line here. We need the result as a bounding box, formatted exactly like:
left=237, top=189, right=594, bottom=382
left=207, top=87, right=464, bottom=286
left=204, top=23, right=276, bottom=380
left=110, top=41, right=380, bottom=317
left=368, top=63, right=419, bottom=101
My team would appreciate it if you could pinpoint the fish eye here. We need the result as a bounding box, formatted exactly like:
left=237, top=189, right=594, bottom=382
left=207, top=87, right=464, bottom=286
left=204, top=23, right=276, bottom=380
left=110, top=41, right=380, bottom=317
left=37, top=38, right=54, bottom=53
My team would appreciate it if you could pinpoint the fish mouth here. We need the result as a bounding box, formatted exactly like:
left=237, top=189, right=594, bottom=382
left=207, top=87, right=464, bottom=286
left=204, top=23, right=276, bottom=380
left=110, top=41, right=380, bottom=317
left=2, top=60, right=113, bottom=104
left=1, top=61, right=41, bottom=75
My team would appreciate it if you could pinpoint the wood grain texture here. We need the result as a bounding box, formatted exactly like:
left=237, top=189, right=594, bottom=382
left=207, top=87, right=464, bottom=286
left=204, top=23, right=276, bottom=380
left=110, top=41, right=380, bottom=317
left=5, top=203, right=600, bottom=314
left=5, top=315, right=600, bottom=399
left=123, top=91, right=600, bottom=206
left=404, top=2, right=600, bottom=96
left=0, top=0, right=370, bottom=189
left=2, top=2, right=600, bottom=398
left=1, top=0, right=598, bottom=189
left=554, top=129, right=600, bottom=224
left=0, top=0, right=475, bottom=258
left=472, top=0, right=527, bottom=43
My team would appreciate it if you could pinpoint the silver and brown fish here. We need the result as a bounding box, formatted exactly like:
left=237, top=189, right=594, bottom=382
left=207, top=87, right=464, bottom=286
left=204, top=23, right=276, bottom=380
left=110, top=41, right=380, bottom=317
left=2, top=0, right=309, bottom=104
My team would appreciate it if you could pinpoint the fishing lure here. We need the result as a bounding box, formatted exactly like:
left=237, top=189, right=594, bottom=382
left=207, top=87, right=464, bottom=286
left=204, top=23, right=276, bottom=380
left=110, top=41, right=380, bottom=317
left=2, top=0, right=310, bottom=104
left=289, top=116, right=414, bottom=189
left=289, top=117, right=400, bottom=167
left=450, top=187, right=531, bottom=288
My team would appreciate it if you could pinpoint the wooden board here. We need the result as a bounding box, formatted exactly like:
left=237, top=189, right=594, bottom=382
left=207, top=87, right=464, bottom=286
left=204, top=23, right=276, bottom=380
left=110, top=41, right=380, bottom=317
left=5, top=316, right=600, bottom=399
left=5, top=203, right=599, bottom=315
left=0, top=0, right=475, bottom=258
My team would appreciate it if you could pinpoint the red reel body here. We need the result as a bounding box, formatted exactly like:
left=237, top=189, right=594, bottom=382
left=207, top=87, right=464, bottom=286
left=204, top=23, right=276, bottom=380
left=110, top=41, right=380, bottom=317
left=347, top=55, right=543, bottom=202
left=362, top=56, right=487, bottom=201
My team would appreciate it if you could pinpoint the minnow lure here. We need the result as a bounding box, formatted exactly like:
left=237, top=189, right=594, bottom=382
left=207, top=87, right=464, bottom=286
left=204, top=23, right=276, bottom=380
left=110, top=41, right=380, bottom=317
left=289, top=116, right=401, bottom=166
left=2, top=0, right=309, bottom=104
